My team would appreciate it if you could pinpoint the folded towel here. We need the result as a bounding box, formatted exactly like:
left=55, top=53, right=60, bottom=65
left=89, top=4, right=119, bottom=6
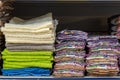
left=3, top=55, right=53, bottom=60
left=4, top=58, right=53, bottom=62
left=6, top=43, right=54, bottom=51
left=2, top=49, right=53, bottom=56
left=5, top=37, right=54, bottom=41
left=2, top=67, right=51, bottom=76
left=3, top=62, right=53, bottom=69
left=1, top=13, right=54, bottom=33
left=5, top=38, right=54, bottom=44
left=2, top=27, right=54, bottom=33
left=6, top=43, right=54, bottom=47
left=5, top=33, right=55, bottom=39
left=4, top=21, right=54, bottom=30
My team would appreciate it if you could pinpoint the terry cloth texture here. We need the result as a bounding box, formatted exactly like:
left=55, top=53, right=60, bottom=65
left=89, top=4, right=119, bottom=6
left=86, top=36, right=120, bottom=76
left=2, top=67, right=51, bottom=76
left=53, top=30, right=87, bottom=77
left=2, top=49, right=53, bottom=69
left=2, top=49, right=53, bottom=56
left=6, top=43, right=54, bottom=51
left=1, top=13, right=56, bottom=76
left=3, top=62, right=52, bottom=69
left=1, top=13, right=56, bottom=44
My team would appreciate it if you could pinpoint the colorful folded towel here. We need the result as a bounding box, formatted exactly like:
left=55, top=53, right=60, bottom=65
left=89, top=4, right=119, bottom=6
left=2, top=67, right=51, bottom=76
left=3, top=61, right=53, bottom=69
left=2, top=49, right=53, bottom=56
left=6, top=43, right=54, bottom=51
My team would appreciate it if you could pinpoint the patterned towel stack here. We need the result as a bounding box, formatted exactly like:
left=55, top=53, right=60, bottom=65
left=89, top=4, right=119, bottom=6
left=0, top=0, right=14, bottom=27
left=107, top=15, right=120, bottom=39
left=53, top=30, right=88, bottom=77
left=1, top=13, right=56, bottom=76
left=86, top=36, right=120, bottom=76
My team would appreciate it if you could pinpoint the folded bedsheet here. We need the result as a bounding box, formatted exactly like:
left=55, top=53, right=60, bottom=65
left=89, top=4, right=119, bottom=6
left=54, top=29, right=87, bottom=77
left=86, top=36, right=119, bottom=76
left=57, top=29, right=88, bottom=41
left=2, top=67, right=51, bottom=76
left=53, top=70, right=84, bottom=77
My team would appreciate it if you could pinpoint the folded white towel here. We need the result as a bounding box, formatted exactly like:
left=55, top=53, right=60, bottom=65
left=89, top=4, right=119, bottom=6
left=1, top=27, right=53, bottom=33
left=6, top=38, right=54, bottom=44
left=5, top=33, right=55, bottom=39
left=4, top=21, right=54, bottom=30
left=2, top=31, right=54, bottom=35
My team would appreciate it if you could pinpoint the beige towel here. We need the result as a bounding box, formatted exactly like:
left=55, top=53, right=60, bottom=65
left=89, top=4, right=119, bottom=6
left=1, top=13, right=55, bottom=32
left=5, top=33, right=55, bottom=39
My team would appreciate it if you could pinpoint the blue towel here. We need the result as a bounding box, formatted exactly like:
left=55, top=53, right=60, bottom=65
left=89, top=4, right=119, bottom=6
left=2, top=67, right=51, bottom=76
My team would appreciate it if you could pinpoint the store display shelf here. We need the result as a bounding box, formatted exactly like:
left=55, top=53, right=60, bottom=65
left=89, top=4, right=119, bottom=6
left=0, top=76, right=120, bottom=80
left=15, top=0, right=120, bottom=6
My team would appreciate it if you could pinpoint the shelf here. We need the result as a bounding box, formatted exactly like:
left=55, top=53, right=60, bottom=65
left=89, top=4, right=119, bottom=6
left=15, top=0, right=120, bottom=6
left=0, top=76, right=120, bottom=80
left=13, top=0, right=120, bottom=32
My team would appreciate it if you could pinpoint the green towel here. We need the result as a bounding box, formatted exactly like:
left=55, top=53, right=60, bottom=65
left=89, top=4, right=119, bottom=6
left=3, top=62, right=52, bottom=69
left=4, top=58, right=53, bottom=62
left=2, top=49, right=53, bottom=56
left=2, top=55, right=53, bottom=60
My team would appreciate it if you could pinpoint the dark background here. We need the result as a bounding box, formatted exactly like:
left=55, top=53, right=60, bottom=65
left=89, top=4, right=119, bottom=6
left=13, top=1, right=120, bottom=32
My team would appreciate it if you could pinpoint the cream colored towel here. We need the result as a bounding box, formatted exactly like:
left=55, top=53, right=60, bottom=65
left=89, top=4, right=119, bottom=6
left=1, top=13, right=55, bottom=32
left=1, top=27, right=53, bottom=33
left=5, top=33, right=54, bottom=39
left=6, top=38, right=54, bottom=44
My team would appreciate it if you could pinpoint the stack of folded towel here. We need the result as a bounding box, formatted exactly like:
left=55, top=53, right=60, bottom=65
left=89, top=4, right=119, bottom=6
left=0, top=0, right=14, bottom=27
left=86, top=36, right=120, bottom=76
left=1, top=13, right=56, bottom=76
left=115, top=16, right=120, bottom=39
left=2, top=49, right=53, bottom=76
left=53, top=30, right=87, bottom=77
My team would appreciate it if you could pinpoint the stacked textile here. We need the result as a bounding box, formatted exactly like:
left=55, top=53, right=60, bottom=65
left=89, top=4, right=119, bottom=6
left=86, top=36, right=120, bottom=76
left=107, top=14, right=120, bottom=38
left=53, top=30, right=87, bottom=77
left=1, top=13, right=56, bottom=76
left=116, top=24, right=120, bottom=39
left=0, top=0, right=14, bottom=27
